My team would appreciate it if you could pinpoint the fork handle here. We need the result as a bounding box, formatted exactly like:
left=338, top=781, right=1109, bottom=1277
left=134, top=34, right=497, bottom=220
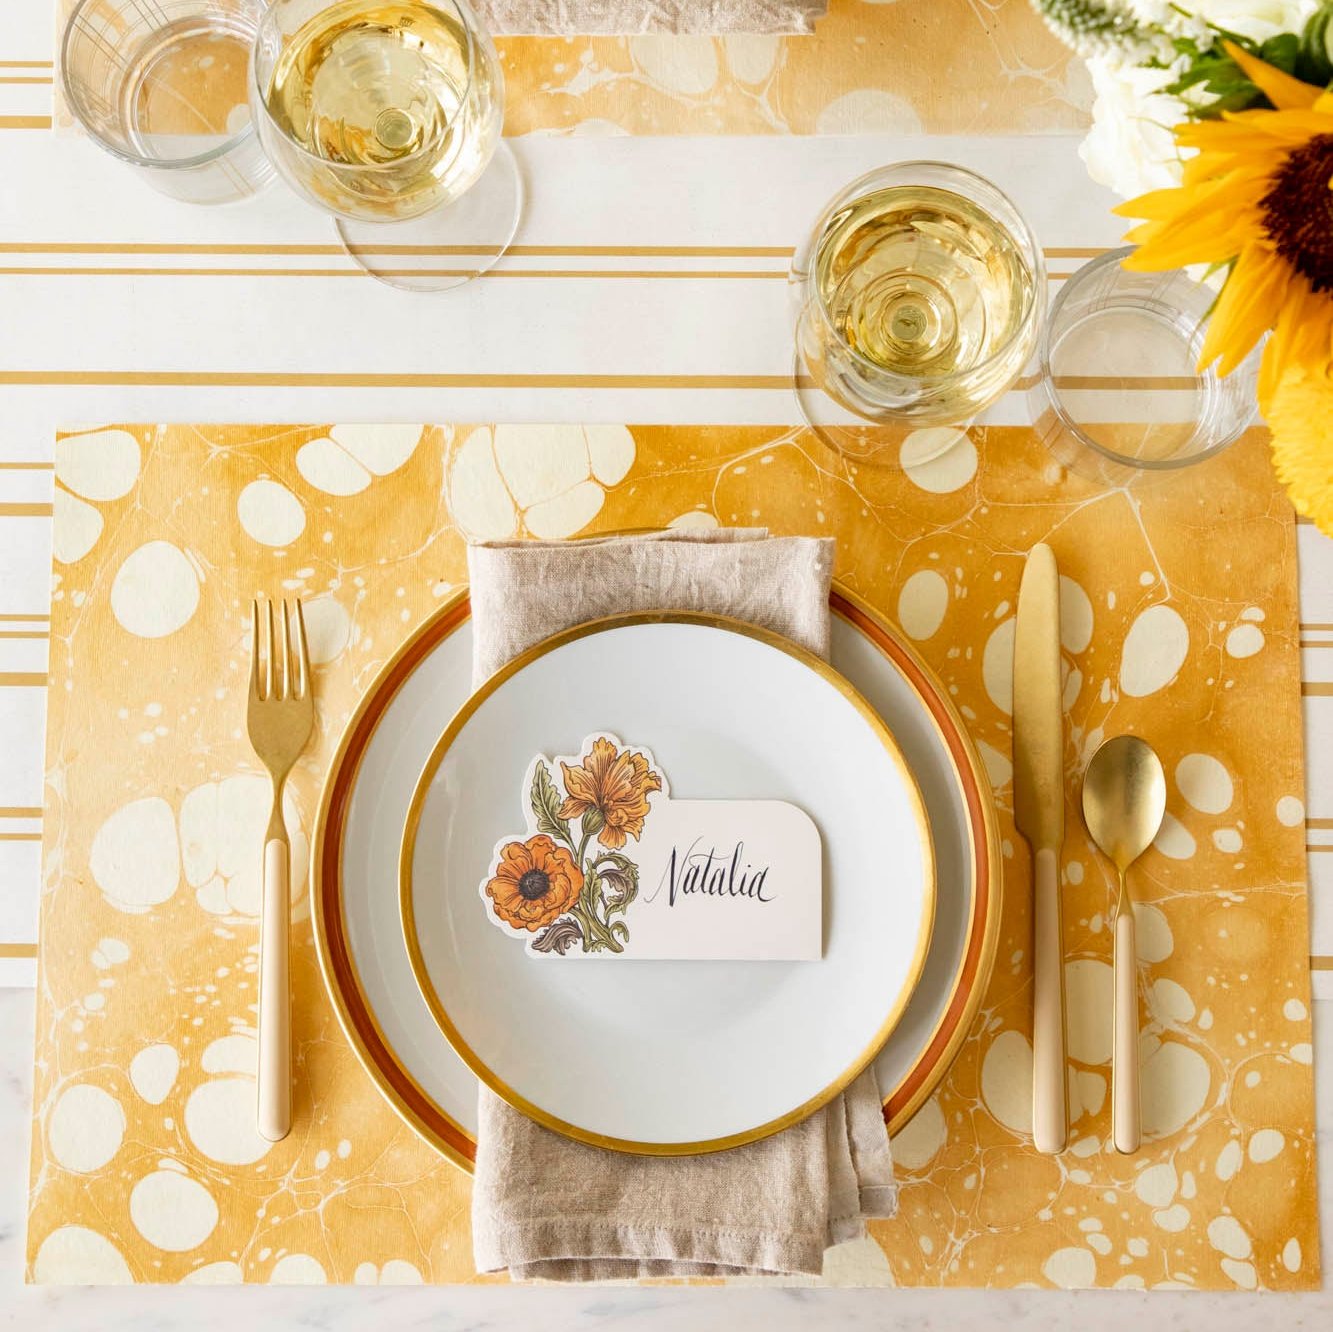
left=258, top=836, right=291, bottom=1142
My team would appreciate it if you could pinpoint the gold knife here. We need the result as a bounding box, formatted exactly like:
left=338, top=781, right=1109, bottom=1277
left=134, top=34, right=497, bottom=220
left=1013, top=542, right=1067, bottom=1155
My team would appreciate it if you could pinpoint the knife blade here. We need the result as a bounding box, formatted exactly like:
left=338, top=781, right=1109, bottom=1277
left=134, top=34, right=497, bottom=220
left=1013, top=542, right=1067, bottom=1155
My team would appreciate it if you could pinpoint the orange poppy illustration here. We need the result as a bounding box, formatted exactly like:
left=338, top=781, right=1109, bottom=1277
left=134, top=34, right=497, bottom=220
left=485, top=833, right=585, bottom=932
left=558, top=736, right=663, bottom=850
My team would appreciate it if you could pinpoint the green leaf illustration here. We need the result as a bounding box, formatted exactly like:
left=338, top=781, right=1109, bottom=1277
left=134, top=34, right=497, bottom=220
left=529, top=759, right=571, bottom=844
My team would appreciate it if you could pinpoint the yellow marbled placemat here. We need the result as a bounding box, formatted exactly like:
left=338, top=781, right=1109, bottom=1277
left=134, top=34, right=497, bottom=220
left=27, top=421, right=1316, bottom=1289
left=51, top=0, right=1084, bottom=136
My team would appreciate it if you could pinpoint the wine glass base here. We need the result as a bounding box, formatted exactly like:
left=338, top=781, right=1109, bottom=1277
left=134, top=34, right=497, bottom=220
left=334, top=139, right=523, bottom=293
left=793, top=356, right=975, bottom=469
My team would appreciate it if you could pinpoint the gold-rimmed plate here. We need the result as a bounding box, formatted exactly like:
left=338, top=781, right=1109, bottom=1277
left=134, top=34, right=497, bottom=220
left=312, top=587, right=1001, bottom=1170
left=398, top=611, right=936, bottom=1155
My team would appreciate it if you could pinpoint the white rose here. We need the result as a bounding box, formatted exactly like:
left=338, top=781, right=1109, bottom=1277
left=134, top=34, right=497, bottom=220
left=1183, top=0, right=1317, bottom=43
left=1079, top=58, right=1191, bottom=199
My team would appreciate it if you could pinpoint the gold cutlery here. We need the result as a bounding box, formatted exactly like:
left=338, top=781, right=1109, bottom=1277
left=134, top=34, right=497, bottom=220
left=247, top=598, right=313, bottom=1143
left=1081, top=735, right=1167, bottom=1155
left=1013, top=542, right=1067, bottom=1155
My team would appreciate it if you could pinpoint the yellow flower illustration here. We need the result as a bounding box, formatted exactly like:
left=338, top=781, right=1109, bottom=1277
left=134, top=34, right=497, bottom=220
left=558, top=736, right=662, bottom=850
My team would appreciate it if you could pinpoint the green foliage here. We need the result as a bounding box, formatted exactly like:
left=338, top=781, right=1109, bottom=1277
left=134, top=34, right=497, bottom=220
left=529, top=759, right=570, bottom=843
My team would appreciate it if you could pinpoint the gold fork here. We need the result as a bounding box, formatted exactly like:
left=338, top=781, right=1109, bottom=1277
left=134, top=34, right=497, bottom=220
left=247, top=598, right=314, bottom=1142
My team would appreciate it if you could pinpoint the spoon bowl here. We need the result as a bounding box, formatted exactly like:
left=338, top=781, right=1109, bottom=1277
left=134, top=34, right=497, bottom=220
left=1082, top=735, right=1167, bottom=871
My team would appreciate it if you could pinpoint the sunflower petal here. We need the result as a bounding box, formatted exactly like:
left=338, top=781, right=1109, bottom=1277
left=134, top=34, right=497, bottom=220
left=1180, top=118, right=1331, bottom=153
left=1123, top=212, right=1265, bottom=269
left=1223, top=40, right=1321, bottom=111
left=1259, top=276, right=1333, bottom=410
left=1198, top=244, right=1290, bottom=374
left=1268, top=367, right=1333, bottom=536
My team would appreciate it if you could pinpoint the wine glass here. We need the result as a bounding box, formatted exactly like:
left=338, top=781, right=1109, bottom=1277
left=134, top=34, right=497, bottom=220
left=250, top=0, right=521, bottom=291
left=790, top=162, right=1044, bottom=465
left=61, top=0, right=274, bottom=205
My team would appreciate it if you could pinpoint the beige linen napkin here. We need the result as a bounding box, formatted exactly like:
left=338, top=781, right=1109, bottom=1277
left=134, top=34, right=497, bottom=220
left=480, top=2, right=826, bottom=34
left=467, top=529, right=897, bottom=1281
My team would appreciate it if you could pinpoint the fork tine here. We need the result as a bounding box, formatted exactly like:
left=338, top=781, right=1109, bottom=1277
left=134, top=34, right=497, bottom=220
left=250, top=600, right=262, bottom=698
left=262, top=600, right=274, bottom=701
left=293, top=598, right=310, bottom=700
left=279, top=600, right=292, bottom=700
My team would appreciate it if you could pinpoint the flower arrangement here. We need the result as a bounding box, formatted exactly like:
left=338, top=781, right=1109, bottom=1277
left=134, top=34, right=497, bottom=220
left=484, top=736, right=662, bottom=955
left=1036, top=0, right=1333, bottom=534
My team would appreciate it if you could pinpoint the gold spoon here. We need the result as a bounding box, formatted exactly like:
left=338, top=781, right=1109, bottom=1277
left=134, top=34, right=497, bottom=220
left=1081, top=735, right=1167, bottom=1154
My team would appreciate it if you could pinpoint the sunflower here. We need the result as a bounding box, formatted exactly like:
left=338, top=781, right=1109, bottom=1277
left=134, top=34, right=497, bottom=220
left=1116, top=41, right=1333, bottom=412
left=1267, top=364, right=1333, bottom=533
left=558, top=736, right=662, bottom=850
left=485, top=833, right=584, bottom=932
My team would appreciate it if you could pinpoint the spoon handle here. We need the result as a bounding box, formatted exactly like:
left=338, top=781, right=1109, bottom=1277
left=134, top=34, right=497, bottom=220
left=1113, top=890, right=1141, bottom=1154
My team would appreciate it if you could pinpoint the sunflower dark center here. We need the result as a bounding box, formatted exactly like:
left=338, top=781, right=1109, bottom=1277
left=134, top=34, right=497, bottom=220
left=1261, top=133, right=1333, bottom=292
left=518, top=869, right=551, bottom=901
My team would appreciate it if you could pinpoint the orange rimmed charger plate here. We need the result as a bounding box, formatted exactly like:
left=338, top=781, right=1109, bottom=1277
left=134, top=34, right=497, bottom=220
left=312, top=584, right=1002, bottom=1172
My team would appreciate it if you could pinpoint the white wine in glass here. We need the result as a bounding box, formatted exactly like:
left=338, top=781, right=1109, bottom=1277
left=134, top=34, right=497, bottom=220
left=791, top=163, right=1044, bottom=459
left=252, top=0, right=520, bottom=291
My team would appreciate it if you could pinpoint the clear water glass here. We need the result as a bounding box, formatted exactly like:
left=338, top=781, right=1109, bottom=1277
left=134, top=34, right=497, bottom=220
left=1030, top=248, right=1261, bottom=483
left=61, top=0, right=273, bottom=205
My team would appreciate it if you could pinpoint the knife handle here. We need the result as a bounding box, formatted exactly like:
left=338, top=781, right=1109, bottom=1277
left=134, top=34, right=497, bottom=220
left=1032, top=846, right=1067, bottom=1154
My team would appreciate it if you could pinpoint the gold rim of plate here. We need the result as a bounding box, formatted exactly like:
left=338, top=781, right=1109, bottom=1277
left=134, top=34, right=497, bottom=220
left=396, top=609, right=938, bottom=1156
left=310, top=583, right=1003, bottom=1172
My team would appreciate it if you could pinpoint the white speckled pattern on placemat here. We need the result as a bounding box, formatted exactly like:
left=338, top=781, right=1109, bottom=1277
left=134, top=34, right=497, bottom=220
left=26, top=422, right=1316, bottom=1288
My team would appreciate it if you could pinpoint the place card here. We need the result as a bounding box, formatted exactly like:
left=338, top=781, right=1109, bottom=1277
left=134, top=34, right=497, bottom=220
left=477, top=733, right=822, bottom=960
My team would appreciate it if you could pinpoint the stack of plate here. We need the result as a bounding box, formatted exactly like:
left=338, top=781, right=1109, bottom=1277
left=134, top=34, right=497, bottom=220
left=313, top=588, right=1001, bottom=1164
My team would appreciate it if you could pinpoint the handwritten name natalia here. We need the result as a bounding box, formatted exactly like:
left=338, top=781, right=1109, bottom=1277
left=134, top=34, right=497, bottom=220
left=647, top=838, right=774, bottom=907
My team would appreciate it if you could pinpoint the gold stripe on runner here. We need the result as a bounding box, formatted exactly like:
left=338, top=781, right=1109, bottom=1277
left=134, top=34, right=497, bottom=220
left=0, top=242, right=800, bottom=257
left=0, top=370, right=1213, bottom=392
left=0, top=116, right=52, bottom=129
left=0, top=807, right=41, bottom=818
left=0, top=503, right=53, bottom=517
left=0, top=672, right=47, bottom=686
left=0, top=943, right=37, bottom=959
left=0, top=265, right=790, bottom=280
left=0, top=241, right=1107, bottom=261
left=0, top=371, right=810, bottom=390
left=1312, top=956, right=1333, bottom=970
left=1303, top=681, right=1333, bottom=695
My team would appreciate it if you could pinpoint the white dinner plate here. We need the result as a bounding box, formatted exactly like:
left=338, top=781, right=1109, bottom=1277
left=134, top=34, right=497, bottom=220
left=397, top=613, right=936, bottom=1154
left=313, top=588, right=1001, bottom=1169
